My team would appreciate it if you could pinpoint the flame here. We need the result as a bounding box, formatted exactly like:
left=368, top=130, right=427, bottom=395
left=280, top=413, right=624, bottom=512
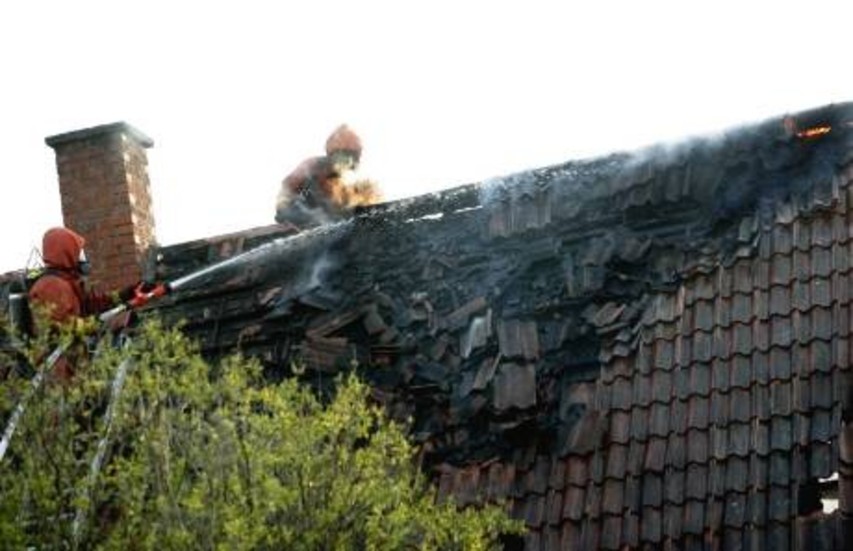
left=796, top=125, right=832, bottom=139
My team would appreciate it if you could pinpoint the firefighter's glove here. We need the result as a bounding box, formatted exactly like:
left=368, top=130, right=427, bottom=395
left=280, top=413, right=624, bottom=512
left=119, top=281, right=171, bottom=309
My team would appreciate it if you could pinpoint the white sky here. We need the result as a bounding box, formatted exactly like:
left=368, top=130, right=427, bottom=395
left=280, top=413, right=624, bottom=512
left=1, top=1, right=852, bottom=274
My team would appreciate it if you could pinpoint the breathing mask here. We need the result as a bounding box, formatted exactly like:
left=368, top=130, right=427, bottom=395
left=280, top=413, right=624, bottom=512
left=78, top=249, right=91, bottom=276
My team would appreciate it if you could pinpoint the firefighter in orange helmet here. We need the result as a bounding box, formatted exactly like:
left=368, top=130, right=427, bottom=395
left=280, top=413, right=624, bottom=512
left=27, top=227, right=151, bottom=381
left=275, top=124, right=381, bottom=227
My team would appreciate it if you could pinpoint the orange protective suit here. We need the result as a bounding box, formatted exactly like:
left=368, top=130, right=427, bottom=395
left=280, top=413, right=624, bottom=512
left=275, top=124, right=381, bottom=226
left=28, top=227, right=117, bottom=380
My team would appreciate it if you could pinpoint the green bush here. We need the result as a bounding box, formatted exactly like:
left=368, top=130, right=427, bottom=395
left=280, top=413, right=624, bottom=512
left=0, top=320, right=522, bottom=550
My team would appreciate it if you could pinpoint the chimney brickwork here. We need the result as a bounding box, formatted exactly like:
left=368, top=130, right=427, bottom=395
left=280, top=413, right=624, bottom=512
left=45, top=122, right=156, bottom=292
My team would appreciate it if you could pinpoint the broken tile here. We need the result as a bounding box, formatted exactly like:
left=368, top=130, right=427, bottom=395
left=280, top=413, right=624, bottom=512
left=428, top=333, right=451, bottom=361
left=441, top=296, right=488, bottom=332
left=493, top=363, right=537, bottom=411
left=300, top=336, right=351, bottom=372
left=362, top=304, right=387, bottom=335
left=497, top=319, right=540, bottom=360
left=592, top=301, right=626, bottom=328
left=568, top=411, right=604, bottom=455
left=460, top=309, right=492, bottom=359
left=306, top=307, right=364, bottom=338
left=471, top=355, right=500, bottom=391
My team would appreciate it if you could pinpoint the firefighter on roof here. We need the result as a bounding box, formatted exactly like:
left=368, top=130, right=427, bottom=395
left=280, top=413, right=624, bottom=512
left=275, top=124, right=381, bottom=227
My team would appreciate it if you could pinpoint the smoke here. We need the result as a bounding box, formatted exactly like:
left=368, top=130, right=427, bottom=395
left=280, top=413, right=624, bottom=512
left=306, top=251, right=335, bottom=290
left=276, top=175, right=382, bottom=229
left=326, top=176, right=383, bottom=209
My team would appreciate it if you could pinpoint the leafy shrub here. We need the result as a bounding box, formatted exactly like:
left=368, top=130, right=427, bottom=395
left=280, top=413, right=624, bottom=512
left=0, top=320, right=522, bottom=550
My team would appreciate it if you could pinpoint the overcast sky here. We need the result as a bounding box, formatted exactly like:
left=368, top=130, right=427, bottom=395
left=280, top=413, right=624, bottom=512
left=1, top=1, right=851, bottom=274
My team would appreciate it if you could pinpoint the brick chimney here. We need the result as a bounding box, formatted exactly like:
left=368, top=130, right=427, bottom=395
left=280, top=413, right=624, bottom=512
left=45, top=122, right=156, bottom=291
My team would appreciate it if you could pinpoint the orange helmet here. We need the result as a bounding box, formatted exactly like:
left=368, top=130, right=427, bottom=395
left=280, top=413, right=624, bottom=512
left=325, top=124, right=362, bottom=158
left=42, top=227, right=86, bottom=272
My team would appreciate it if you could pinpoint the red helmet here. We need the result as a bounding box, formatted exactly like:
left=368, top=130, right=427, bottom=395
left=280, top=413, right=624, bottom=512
left=325, top=124, right=362, bottom=158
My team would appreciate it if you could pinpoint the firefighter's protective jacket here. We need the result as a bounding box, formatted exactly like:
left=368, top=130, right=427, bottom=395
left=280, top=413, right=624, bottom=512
left=28, top=227, right=116, bottom=380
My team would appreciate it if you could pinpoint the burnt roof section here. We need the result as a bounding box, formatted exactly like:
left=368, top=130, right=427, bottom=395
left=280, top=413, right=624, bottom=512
left=137, top=102, right=853, bottom=549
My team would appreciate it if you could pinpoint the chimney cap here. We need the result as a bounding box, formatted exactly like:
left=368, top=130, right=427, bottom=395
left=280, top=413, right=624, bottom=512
left=45, top=121, right=154, bottom=149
